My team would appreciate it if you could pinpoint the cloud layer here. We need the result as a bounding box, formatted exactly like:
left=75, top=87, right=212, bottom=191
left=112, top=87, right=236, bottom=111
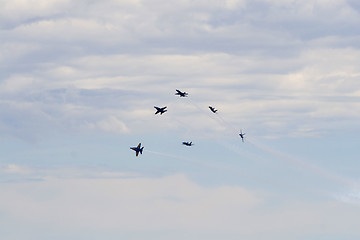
left=0, top=165, right=359, bottom=240
left=1, top=2, right=360, bottom=238
left=1, top=0, right=360, bottom=140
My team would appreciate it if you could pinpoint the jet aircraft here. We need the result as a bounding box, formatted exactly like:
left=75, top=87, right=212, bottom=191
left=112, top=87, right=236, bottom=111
left=175, top=89, right=188, bottom=97
left=130, top=143, right=144, bottom=157
left=239, top=130, right=245, bottom=142
left=182, top=141, right=193, bottom=146
left=154, top=106, right=167, bottom=115
left=209, top=106, right=217, bottom=113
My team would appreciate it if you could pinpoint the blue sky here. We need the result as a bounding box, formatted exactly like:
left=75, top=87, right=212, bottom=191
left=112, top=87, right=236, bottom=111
left=1, top=0, right=360, bottom=239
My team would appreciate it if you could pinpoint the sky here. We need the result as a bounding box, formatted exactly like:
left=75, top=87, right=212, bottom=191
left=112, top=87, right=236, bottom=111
left=1, top=0, right=360, bottom=239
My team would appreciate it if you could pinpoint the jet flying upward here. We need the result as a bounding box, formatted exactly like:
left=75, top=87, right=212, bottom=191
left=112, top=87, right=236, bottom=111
left=209, top=106, right=217, bottom=113
left=182, top=141, right=193, bottom=146
left=130, top=143, right=144, bottom=157
left=154, top=106, right=167, bottom=115
left=175, top=89, right=188, bottom=97
left=239, top=130, right=245, bottom=142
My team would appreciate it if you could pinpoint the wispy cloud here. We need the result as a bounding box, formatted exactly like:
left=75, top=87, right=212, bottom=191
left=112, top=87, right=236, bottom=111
left=2, top=0, right=360, bottom=139
left=0, top=164, right=139, bottom=181
left=1, top=2, right=360, bottom=239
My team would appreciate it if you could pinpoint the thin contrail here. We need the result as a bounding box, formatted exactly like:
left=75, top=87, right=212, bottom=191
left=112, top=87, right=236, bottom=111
left=172, top=97, right=262, bottom=163
left=185, top=94, right=357, bottom=189
left=246, top=137, right=356, bottom=188
left=171, top=90, right=360, bottom=204
left=145, top=148, right=330, bottom=198
left=187, top=97, right=230, bottom=131
left=145, top=149, right=225, bottom=171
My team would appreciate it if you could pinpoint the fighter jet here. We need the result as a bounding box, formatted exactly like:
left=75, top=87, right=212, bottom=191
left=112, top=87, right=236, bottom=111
left=175, top=89, right=188, bottom=97
left=154, top=106, right=167, bottom=115
left=182, top=141, right=193, bottom=146
left=209, top=106, right=217, bottom=113
left=239, top=130, right=245, bottom=142
left=130, top=143, right=144, bottom=157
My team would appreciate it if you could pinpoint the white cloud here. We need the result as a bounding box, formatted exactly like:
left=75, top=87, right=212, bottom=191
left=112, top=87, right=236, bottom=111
left=1, top=47, right=360, bottom=138
left=0, top=42, right=40, bottom=65
left=0, top=0, right=71, bottom=29
left=0, top=171, right=261, bottom=230
left=1, top=0, right=360, bottom=141
left=1, top=1, right=360, bottom=239
left=0, top=168, right=359, bottom=239
left=225, top=0, right=246, bottom=10
left=87, top=116, right=130, bottom=134
left=0, top=164, right=33, bottom=175
left=11, top=18, right=129, bottom=44
left=0, top=164, right=139, bottom=180
left=0, top=75, right=42, bottom=93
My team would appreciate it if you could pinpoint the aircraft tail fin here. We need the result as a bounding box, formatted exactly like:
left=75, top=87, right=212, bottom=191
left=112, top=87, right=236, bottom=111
left=140, top=147, right=144, bottom=154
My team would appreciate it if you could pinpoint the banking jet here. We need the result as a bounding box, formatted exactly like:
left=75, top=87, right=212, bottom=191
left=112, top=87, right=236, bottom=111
left=130, top=143, right=144, bottom=157
left=182, top=141, right=193, bottom=146
left=239, top=130, right=245, bottom=142
left=209, top=106, right=217, bottom=113
left=175, top=89, right=188, bottom=97
left=154, top=106, right=167, bottom=115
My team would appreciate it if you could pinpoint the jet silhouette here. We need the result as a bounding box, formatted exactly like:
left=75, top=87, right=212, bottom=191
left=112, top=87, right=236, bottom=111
left=175, top=89, right=188, bottom=97
left=239, top=130, right=245, bottom=142
left=209, top=106, right=217, bottom=113
left=130, top=143, right=144, bottom=157
left=154, top=106, right=167, bottom=115
left=182, top=141, right=193, bottom=146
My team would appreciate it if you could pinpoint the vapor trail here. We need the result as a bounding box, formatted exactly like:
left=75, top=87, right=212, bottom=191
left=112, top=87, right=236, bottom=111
left=246, top=137, right=355, bottom=187
left=187, top=97, right=243, bottom=140
left=174, top=97, right=260, bottom=163
left=145, top=149, right=329, bottom=198
left=187, top=98, right=227, bottom=129
left=185, top=94, right=356, bottom=190
left=145, top=149, right=225, bottom=171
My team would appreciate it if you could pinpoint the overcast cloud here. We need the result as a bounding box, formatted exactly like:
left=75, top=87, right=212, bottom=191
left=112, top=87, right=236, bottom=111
left=1, top=0, right=360, bottom=139
left=1, top=0, right=360, bottom=239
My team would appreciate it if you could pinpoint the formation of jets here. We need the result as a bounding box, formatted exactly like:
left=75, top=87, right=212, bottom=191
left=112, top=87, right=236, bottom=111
left=131, top=89, right=246, bottom=156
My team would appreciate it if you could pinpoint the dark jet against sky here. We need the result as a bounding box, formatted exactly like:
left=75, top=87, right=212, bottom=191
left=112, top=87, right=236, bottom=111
left=130, top=143, right=144, bottom=157
left=239, top=130, right=245, bottom=142
left=175, top=89, right=188, bottom=97
left=182, top=141, right=193, bottom=146
left=209, top=106, right=217, bottom=113
left=154, top=106, right=167, bottom=115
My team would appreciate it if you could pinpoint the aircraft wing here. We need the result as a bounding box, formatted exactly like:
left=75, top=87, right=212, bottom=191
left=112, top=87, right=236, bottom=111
left=136, top=151, right=139, bottom=157
left=137, top=143, right=141, bottom=148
